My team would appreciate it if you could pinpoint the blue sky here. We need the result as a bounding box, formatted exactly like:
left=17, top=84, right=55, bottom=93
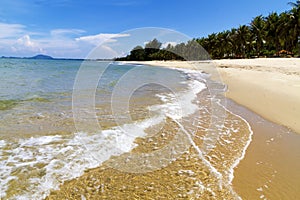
left=0, top=0, right=293, bottom=58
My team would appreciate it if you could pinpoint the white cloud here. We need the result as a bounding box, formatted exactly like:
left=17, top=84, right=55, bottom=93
left=12, top=34, right=44, bottom=54
left=76, top=33, right=130, bottom=46
left=0, top=22, right=131, bottom=58
left=17, top=35, right=35, bottom=47
left=0, top=22, right=25, bottom=39
left=51, top=29, right=85, bottom=37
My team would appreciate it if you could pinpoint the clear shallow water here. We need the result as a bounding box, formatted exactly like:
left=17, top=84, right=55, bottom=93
left=0, top=59, right=78, bottom=101
left=0, top=59, right=253, bottom=199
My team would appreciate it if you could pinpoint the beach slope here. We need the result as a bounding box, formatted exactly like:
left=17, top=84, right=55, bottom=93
left=215, top=58, right=300, bottom=134
left=127, top=58, right=300, bottom=134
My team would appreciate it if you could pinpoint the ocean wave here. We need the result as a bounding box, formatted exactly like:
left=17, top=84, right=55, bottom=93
left=0, top=70, right=207, bottom=199
left=0, top=67, right=254, bottom=199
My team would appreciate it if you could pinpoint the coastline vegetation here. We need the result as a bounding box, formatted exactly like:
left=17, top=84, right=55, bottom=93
left=116, top=1, right=300, bottom=60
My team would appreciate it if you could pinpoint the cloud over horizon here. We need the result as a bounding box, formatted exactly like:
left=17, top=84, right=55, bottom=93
left=0, top=22, right=187, bottom=59
left=0, top=22, right=131, bottom=58
left=0, top=23, right=26, bottom=39
left=75, top=33, right=130, bottom=46
left=12, top=34, right=44, bottom=54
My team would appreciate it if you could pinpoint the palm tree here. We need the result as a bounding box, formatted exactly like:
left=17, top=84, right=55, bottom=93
left=236, top=25, right=251, bottom=58
left=228, top=28, right=238, bottom=58
left=216, top=30, right=232, bottom=58
left=288, top=1, right=300, bottom=55
left=205, top=33, right=218, bottom=58
left=144, top=39, right=162, bottom=60
left=129, top=46, right=145, bottom=61
left=251, top=15, right=266, bottom=57
left=288, top=0, right=300, bottom=8
left=265, top=12, right=280, bottom=55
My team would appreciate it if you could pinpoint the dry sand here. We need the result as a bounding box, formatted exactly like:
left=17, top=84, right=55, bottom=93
left=46, top=58, right=300, bottom=199
left=126, top=58, right=300, bottom=134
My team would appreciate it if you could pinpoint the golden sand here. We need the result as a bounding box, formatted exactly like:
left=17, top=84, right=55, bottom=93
left=127, top=58, right=300, bottom=134
left=46, top=90, right=252, bottom=199
left=45, top=59, right=300, bottom=199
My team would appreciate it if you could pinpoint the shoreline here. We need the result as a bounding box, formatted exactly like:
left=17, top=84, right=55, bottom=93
left=44, top=59, right=300, bottom=199
left=225, top=98, right=300, bottom=199
left=47, top=79, right=254, bottom=199
left=123, top=58, right=300, bottom=134
left=46, top=96, right=300, bottom=199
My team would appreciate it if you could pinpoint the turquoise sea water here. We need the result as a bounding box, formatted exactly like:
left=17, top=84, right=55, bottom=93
left=0, top=58, right=254, bottom=199
left=0, top=59, right=78, bottom=102
left=0, top=58, right=195, bottom=198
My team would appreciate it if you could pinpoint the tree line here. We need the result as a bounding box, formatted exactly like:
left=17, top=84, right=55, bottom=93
left=115, top=38, right=210, bottom=61
left=116, top=1, right=300, bottom=60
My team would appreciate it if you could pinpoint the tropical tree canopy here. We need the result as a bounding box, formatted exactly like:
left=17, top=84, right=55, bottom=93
left=116, top=1, right=300, bottom=60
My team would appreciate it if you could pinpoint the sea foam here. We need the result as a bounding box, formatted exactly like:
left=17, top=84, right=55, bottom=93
left=0, top=69, right=207, bottom=199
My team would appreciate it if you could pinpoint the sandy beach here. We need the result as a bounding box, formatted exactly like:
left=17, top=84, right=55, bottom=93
left=2, top=0, right=300, bottom=199
left=44, top=58, right=300, bottom=199
left=126, top=58, right=300, bottom=134
left=2, top=58, right=299, bottom=199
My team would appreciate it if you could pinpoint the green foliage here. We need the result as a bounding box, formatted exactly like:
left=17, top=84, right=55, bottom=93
left=116, top=1, right=300, bottom=61
left=130, top=46, right=145, bottom=61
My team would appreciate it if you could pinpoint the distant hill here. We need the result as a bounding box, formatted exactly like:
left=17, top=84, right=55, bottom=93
left=1, top=54, right=54, bottom=60
left=28, top=54, right=54, bottom=60
left=0, top=55, right=108, bottom=61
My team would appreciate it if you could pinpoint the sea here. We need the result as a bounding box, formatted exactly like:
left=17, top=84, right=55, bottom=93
left=0, top=58, right=254, bottom=199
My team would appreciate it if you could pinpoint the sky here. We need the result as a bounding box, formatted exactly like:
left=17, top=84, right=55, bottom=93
left=0, top=0, right=294, bottom=58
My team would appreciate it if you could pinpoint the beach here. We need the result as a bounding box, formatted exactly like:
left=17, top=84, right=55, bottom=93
left=1, top=0, right=300, bottom=199
left=45, top=58, right=300, bottom=199
left=1, top=58, right=300, bottom=199
left=127, top=58, right=300, bottom=134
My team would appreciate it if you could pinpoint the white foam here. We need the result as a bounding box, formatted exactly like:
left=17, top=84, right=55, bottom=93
left=0, top=71, right=208, bottom=199
left=0, top=132, right=121, bottom=198
left=0, top=140, right=6, bottom=147
left=224, top=106, right=254, bottom=184
left=1, top=67, right=253, bottom=199
left=257, top=187, right=263, bottom=192
left=167, top=67, right=253, bottom=199
left=178, top=169, right=195, bottom=176
left=21, top=135, right=63, bottom=146
left=194, top=180, right=205, bottom=192
left=152, top=74, right=206, bottom=120
left=172, top=118, right=223, bottom=189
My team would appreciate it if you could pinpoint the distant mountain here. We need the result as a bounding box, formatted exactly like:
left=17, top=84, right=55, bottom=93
left=28, top=54, right=54, bottom=60
left=0, top=55, right=108, bottom=61
left=1, top=56, right=19, bottom=59
left=1, top=54, right=54, bottom=60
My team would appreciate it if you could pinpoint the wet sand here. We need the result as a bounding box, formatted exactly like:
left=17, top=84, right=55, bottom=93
left=129, top=58, right=300, bottom=134
left=228, top=99, right=300, bottom=199
left=128, top=59, right=300, bottom=198
left=215, top=58, right=300, bottom=134
left=46, top=90, right=253, bottom=199
left=45, top=95, right=300, bottom=199
left=44, top=59, right=300, bottom=199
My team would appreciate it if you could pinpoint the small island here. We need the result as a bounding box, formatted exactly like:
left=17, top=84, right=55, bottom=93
left=28, top=54, right=54, bottom=60
left=1, top=54, right=53, bottom=60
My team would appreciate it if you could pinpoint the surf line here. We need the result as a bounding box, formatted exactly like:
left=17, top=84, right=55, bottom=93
left=171, top=118, right=222, bottom=186
left=172, top=116, right=243, bottom=199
